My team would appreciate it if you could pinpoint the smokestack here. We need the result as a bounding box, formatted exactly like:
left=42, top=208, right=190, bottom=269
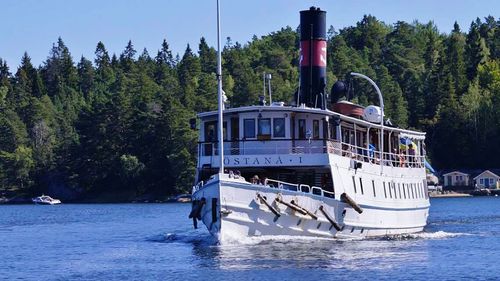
left=298, top=6, right=327, bottom=109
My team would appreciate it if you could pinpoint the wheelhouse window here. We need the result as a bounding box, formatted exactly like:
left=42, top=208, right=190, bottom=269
left=244, top=119, right=256, bottom=139
left=258, top=118, right=271, bottom=136
left=298, top=119, right=306, bottom=139
left=204, top=121, right=227, bottom=141
left=329, top=122, right=336, bottom=140
left=204, top=121, right=216, bottom=142
left=313, top=120, right=320, bottom=139
left=273, top=118, right=285, bottom=138
left=223, top=122, right=227, bottom=140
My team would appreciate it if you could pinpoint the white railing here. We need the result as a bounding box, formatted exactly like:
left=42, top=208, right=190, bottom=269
left=264, top=179, right=335, bottom=198
left=200, top=140, right=327, bottom=156
left=199, top=139, right=425, bottom=168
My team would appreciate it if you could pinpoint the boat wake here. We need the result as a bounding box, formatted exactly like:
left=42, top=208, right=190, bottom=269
left=146, top=231, right=217, bottom=245
left=220, top=234, right=340, bottom=246
left=383, top=230, right=469, bottom=241
left=147, top=229, right=467, bottom=247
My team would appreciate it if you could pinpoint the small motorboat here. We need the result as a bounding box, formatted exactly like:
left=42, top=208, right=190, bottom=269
left=32, top=195, right=61, bottom=205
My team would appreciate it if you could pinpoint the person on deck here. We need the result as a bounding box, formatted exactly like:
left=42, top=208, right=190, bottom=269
left=391, top=148, right=398, bottom=167
left=399, top=150, right=406, bottom=167
left=408, top=144, right=416, bottom=167
left=251, top=175, right=260, bottom=184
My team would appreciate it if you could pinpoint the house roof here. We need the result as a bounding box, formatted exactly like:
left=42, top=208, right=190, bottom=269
left=442, top=171, right=470, bottom=176
left=440, top=168, right=500, bottom=179
left=473, top=170, right=500, bottom=180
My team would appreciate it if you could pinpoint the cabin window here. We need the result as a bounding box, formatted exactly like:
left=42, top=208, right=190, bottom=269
left=352, top=176, right=357, bottom=193
left=298, top=119, right=306, bottom=139
left=313, top=120, right=320, bottom=139
left=273, top=118, right=286, bottom=138
left=204, top=122, right=216, bottom=142
left=329, top=122, right=336, bottom=140
left=372, top=180, right=376, bottom=197
left=258, top=118, right=271, bottom=136
left=244, top=119, right=256, bottom=139
left=480, top=178, right=484, bottom=184
left=388, top=182, right=392, bottom=198
left=423, top=180, right=429, bottom=199
left=383, top=182, right=387, bottom=198
left=359, top=178, right=364, bottom=194
left=223, top=122, right=227, bottom=140
left=398, top=183, right=401, bottom=199
left=403, top=183, right=407, bottom=199
left=342, top=127, right=354, bottom=144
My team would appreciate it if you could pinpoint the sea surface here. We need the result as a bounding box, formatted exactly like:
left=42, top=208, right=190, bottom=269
left=1, top=197, right=500, bottom=281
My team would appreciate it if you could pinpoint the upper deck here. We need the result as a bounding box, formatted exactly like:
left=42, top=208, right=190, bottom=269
left=196, top=103, right=426, bottom=170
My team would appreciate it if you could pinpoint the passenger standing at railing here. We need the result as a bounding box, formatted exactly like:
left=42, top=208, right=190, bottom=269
left=349, top=144, right=357, bottom=159
left=359, top=142, right=369, bottom=162
left=391, top=148, right=398, bottom=167
left=399, top=150, right=406, bottom=167
left=408, top=144, right=415, bottom=167
left=368, top=143, right=376, bottom=163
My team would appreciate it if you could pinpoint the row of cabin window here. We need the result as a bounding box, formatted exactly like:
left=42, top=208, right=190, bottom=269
left=243, top=118, right=321, bottom=139
left=352, top=177, right=427, bottom=200
left=244, top=118, right=285, bottom=139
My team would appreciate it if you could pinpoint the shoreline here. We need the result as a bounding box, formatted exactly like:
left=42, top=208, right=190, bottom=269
left=429, top=192, right=472, bottom=198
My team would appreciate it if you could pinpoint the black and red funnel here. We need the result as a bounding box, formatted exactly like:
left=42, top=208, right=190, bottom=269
left=297, top=6, right=327, bottom=109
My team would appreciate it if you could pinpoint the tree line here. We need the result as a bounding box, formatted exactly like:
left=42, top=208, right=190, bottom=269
left=0, top=15, right=499, bottom=199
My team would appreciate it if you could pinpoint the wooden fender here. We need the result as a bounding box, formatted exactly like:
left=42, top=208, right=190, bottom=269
left=257, top=193, right=281, bottom=217
left=188, top=198, right=206, bottom=229
left=275, top=197, right=307, bottom=215
left=290, top=200, right=318, bottom=220
left=318, top=205, right=341, bottom=231
left=340, top=193, right=363, bottom=214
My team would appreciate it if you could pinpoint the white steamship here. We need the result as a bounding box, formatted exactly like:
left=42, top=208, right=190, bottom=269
left=190, top=6, right=430, bottom=243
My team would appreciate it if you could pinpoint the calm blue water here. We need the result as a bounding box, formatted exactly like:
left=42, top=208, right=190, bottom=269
left=1, top=197, right=500, bottom=280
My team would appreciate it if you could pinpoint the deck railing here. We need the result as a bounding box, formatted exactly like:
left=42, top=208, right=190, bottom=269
left=264, top=178, right=335, bottom=198
left=198, top=139, right=425, bottom=168
left=192, top=175, right=335, bottom=198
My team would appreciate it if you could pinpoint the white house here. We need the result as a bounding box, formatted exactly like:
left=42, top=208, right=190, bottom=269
left=473, top=170, right=500, bottom=189
left=443, top=171, right=470, bottom=187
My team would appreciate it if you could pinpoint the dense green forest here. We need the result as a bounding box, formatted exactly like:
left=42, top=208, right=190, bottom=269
left=1, top=15, right=499, bottom=200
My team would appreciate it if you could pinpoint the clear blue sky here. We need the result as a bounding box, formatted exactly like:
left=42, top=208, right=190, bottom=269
left=1, top=0, right=498, bottom=69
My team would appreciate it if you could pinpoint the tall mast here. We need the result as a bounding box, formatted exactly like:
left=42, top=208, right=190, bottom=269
left=216, top=0, right=224, bottom=173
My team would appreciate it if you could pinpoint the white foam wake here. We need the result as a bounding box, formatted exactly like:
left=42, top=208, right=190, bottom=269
left=220, top=234, right=344, bottom=245
left=220, top=231, right=468, bottom=245
left=403, top=230, right=468, bottom=239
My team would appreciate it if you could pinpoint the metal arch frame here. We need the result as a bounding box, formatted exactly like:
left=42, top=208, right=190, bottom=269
left=350, top=72, right=385, bottom=175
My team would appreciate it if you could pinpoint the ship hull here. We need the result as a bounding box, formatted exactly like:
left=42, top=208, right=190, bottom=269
left=192, top=174, right=428, bottom=243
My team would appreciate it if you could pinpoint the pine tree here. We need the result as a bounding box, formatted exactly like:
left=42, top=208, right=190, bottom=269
left=177, top=44, right=201, bottom=109
left=119, top=40, right=136, bottom=72
left=466, top=19, right=490, bottom=80
left=156, top=39, right=175, bottom=68
left=199, top=37, right=217, bottom=74
left=95, top=41, right=111, bottom=69
left=77, top=56, right=94, bottom=98
left=446, top=22, right=468, bottom=95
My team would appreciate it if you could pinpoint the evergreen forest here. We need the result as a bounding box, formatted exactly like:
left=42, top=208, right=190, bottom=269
left=1, top=15, right=499, bottom=201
